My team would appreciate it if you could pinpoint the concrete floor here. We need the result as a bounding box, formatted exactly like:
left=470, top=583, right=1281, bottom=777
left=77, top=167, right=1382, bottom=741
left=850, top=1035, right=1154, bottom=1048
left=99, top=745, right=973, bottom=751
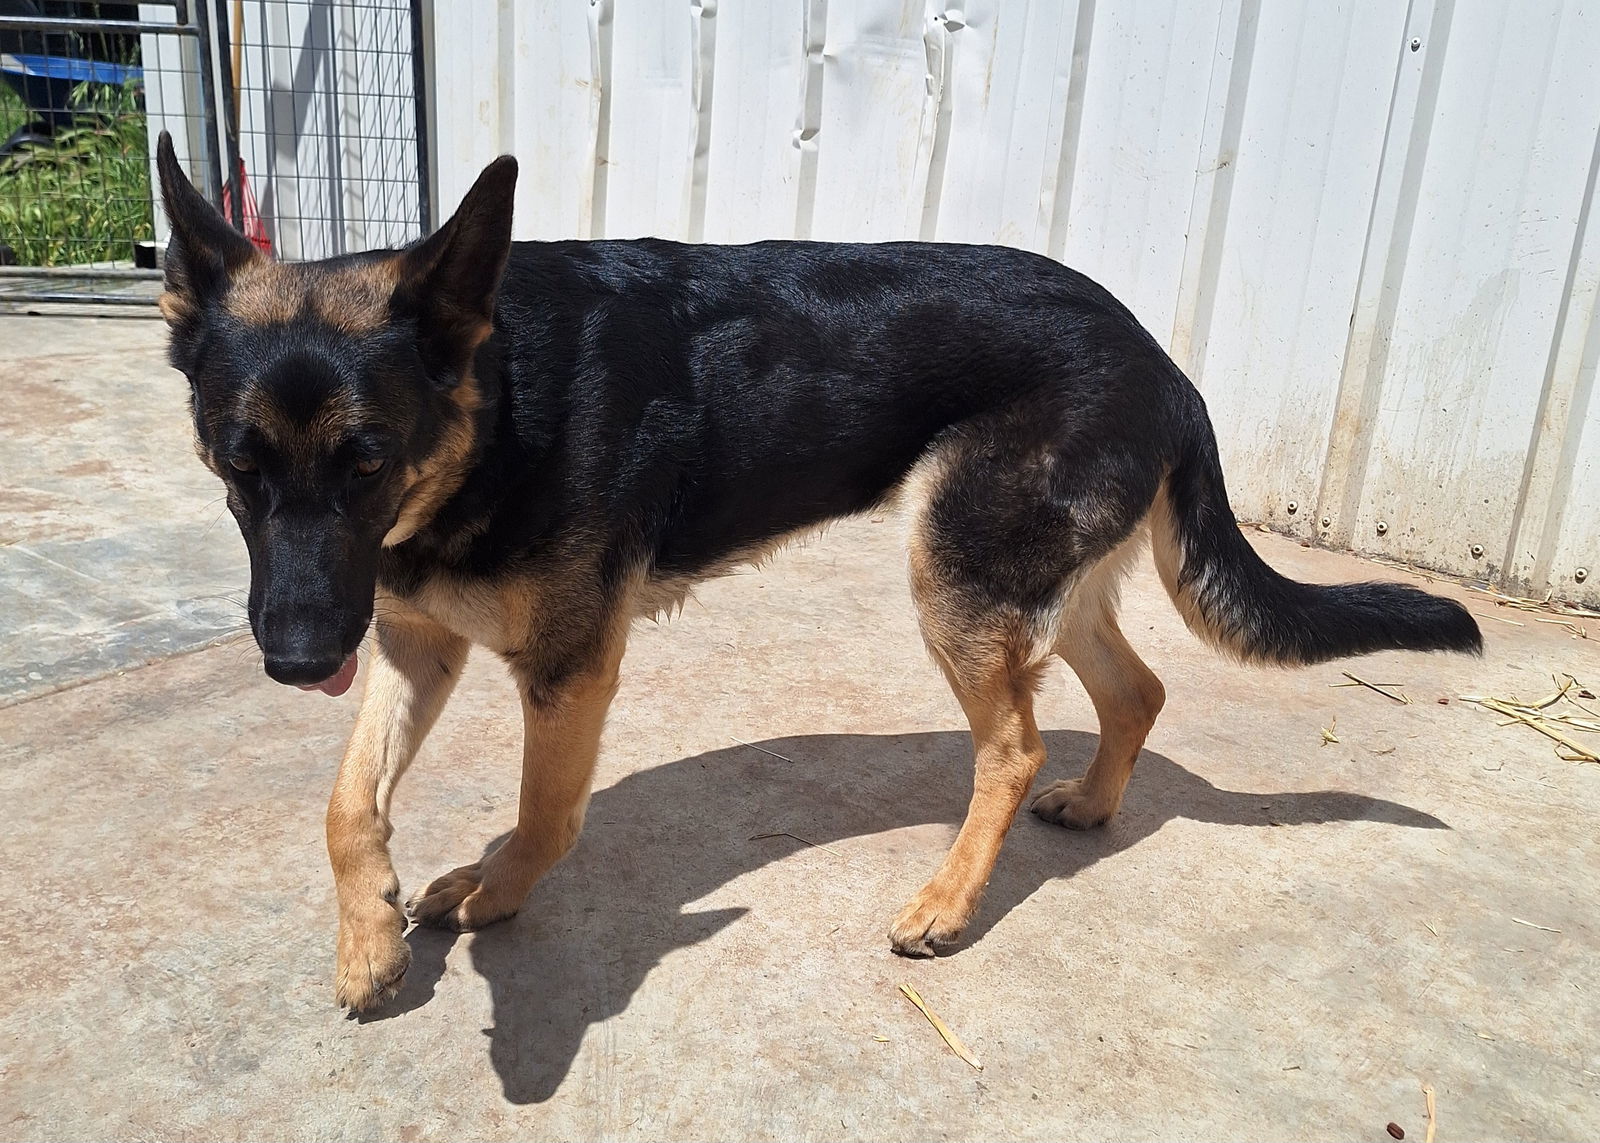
left=2, top=312, right=1598, bottom=1140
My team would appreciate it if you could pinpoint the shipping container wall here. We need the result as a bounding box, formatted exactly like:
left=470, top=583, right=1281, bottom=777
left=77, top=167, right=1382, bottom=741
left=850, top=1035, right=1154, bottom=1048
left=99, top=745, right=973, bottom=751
left=429, top=0, right=1600, bottom=605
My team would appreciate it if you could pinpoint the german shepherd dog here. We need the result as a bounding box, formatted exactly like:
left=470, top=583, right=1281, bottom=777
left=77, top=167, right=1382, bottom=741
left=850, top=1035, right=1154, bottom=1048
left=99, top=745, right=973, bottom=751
left=155, top=135, right=1481, bottom=1011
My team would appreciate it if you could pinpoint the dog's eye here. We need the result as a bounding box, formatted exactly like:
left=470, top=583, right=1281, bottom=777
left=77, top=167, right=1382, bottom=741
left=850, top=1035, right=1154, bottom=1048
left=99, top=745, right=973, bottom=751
left=228, top=456, right=257, bottom=474
left=354, top=458, right=386, bottom=478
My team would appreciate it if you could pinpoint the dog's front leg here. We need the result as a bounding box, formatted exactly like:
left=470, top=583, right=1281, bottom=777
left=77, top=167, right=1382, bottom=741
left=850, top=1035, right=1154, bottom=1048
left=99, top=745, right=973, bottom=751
left=327, top=601, right=468, bottom=1010
left=408, top=633, right=624, bottom=932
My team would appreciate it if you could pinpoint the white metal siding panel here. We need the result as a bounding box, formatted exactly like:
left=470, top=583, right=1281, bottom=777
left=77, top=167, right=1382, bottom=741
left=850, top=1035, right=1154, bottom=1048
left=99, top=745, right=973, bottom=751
left=1515, top=136, right=1600, bottom=598
left=1059, top=0, right=1217, bottom=337
left=420, top=0, right=1600, bottom=603
left=702, top=1, right=806, bottom=242
left=1351, top=0, right=1600, bottom=578
left=432, top=0, right=506, bottom=228
left=924, top=0, right=1079, bottom=252
left=603, top=3, right=698, bottom=238
left=431, top=1, right=601, bottom=236
left=503, top=1, right=602, bottom=240
left=807, top=0, right=938, bottom=241
left=1535, top=281, right=1600, bottom=595
left=1197, top=2, right=1405, bottom=529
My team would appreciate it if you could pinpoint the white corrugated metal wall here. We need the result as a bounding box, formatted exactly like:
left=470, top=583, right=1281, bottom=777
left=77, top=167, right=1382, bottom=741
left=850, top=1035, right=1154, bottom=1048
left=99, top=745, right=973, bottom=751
left=427, top=0, right=1600, bottom=605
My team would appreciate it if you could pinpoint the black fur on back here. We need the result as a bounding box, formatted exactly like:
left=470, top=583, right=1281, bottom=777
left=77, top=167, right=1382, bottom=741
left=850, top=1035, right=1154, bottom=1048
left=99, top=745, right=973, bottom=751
left=382, top=239, right=1176, bottom=594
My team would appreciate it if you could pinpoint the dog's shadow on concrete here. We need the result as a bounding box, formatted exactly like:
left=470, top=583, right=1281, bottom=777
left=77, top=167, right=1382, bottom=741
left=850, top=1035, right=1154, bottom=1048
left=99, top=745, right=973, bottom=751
left=364, top=729, right=1445, bottom=1104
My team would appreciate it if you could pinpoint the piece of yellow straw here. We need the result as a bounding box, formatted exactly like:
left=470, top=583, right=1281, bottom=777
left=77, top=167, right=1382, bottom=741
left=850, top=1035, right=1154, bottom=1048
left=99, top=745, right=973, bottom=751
left=898, top=984, right=982, bottom=1070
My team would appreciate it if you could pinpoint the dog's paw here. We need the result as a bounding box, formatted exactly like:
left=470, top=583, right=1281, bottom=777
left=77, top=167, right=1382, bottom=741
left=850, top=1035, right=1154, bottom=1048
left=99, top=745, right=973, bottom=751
left=888, top=887, right=970, bottom=958
left=1030, top=778, right=1117, bottom=830
left=406, top=862, right=522, bottom=932
left=334, top=907, right=410, bottom=1011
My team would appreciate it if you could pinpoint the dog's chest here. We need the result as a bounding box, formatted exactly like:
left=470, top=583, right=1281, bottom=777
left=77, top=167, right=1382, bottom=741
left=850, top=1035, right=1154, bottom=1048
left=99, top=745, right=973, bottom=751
left=399, top=572, right=538, bottom=653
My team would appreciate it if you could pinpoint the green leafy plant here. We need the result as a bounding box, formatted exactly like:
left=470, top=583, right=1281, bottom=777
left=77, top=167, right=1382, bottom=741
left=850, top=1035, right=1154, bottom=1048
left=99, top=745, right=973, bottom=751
left=0, top=82, right=28, bottom=137
left=0, top=77, right=153, bottom=266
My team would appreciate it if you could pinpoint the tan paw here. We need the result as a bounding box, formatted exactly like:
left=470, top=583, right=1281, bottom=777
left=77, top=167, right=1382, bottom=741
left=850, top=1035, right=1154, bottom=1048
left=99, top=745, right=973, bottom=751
left=1030, top=778, right=1118, bottom=830
left=406, top=861, right=523, bottom=932
left=888, top=885, right=972, bottom=958
left=334, top=905, right=410, bottom=1011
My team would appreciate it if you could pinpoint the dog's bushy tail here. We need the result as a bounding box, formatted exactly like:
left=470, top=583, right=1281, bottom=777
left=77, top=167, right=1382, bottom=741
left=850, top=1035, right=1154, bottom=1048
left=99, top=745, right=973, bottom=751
left=1149, top=392, right=1482, bottom=667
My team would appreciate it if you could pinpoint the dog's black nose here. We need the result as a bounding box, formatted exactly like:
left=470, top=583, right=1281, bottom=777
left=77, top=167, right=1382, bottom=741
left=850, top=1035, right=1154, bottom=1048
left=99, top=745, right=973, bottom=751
left=262, top=653, right=344, bottom=687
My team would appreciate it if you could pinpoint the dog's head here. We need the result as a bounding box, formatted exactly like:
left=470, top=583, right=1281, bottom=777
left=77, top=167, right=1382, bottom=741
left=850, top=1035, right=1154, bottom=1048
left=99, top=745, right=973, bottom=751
left=156, top=134, right=516, bottom=693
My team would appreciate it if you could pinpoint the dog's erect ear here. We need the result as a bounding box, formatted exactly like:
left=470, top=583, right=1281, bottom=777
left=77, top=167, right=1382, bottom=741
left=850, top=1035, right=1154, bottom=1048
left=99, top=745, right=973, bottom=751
left=395, top=155, right=518, bottom=381
left=155, top=131, right=260, bottom=324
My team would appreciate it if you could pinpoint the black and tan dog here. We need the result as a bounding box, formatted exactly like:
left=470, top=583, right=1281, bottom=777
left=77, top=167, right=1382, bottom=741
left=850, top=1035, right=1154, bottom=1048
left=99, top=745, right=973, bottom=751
left=155, top=134, right=1481, bottom=1011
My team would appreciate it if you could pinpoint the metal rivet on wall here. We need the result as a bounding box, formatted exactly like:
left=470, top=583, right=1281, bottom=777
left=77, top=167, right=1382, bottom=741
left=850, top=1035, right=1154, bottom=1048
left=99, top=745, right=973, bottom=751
left=1376, top=520, right=1389, bottom=535
left=1319, top=516, right=1332, bottom=529
left=1470, top=544, right=1485, bottom=559
left=1410, top=38, right=1422, bottom=51
left=1576, top=567, right=1590, bottom=583
left=1286, top=501, right=1298, bottom=514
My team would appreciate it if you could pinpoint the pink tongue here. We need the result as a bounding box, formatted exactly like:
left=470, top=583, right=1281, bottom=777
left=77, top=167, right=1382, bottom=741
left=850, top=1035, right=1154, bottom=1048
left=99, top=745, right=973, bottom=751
left=298, top=653, right=358, bottom=697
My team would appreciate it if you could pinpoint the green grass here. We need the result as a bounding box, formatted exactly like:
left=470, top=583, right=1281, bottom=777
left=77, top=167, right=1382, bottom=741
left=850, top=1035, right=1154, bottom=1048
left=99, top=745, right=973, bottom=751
left=0, top=82, right=26, bottom=137
left=0, top=79, right=154, bottom=267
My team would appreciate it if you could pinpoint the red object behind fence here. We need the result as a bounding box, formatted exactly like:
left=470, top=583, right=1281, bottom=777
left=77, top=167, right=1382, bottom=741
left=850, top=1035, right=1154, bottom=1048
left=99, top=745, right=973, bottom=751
left=221, top=158, right=272, bottom=255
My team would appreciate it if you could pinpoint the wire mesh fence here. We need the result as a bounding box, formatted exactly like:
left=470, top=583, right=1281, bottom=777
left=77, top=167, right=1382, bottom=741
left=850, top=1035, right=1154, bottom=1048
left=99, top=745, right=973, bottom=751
left=0, top=1, right=207, bottom=273
left=219, top=0, right=424, bottom=262
left=0, top=0, right=425, bottom=305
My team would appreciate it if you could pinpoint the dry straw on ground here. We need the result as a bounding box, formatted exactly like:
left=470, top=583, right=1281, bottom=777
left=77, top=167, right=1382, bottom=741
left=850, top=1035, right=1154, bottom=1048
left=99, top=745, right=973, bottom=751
left=1460, top=675, right=1600, bottom=764
left=898, top=984, right=982, bottom=1070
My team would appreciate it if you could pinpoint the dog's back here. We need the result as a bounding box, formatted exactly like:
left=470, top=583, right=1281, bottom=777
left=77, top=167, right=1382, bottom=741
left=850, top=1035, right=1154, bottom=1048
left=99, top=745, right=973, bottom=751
left=424, top=238, right=1179, bottom=583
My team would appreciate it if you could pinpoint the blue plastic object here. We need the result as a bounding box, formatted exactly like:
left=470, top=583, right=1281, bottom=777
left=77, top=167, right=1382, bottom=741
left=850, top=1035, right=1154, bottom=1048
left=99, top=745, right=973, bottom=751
left=1, top=51, right=141, bottom=86
left=0, top=51, right=141, bottom=139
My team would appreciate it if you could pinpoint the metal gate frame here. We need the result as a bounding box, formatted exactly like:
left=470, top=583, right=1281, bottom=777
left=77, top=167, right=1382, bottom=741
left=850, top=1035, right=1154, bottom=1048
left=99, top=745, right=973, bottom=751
left=210, top=0, right=431, bottom=262
left=0, top=1, right=220, bottom=305
left=0, top=0, right=429, bottom=308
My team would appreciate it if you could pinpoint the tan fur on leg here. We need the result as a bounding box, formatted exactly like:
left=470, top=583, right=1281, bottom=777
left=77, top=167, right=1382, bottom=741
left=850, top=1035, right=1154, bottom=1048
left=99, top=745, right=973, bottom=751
left=1032, top=535, right=1165, bottom=829
left=889, top=539, right=1052, bottom=956
left=327, top=598, right=468, bottom=1010
left=408, top=629, right=626, bottom=931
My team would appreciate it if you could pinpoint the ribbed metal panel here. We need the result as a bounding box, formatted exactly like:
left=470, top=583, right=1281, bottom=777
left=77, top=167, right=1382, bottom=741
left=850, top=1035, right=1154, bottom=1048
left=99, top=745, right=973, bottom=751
left=428, top=0, right=1600, bottom=603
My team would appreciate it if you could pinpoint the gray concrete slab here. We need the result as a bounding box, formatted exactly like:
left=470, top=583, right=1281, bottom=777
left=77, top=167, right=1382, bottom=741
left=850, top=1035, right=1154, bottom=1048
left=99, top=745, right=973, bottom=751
left=0, top=314, right=246, bottom=704
left=1, top=314, right=1597, bottom=1140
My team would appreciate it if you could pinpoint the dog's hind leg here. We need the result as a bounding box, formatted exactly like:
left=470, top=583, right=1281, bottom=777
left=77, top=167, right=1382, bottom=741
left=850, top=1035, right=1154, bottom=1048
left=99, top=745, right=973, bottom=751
left=328, top=597, right=469, bottom=1010
left=1031, top=537, right=1165, bottom=830
left=887, top=412, right=1161, bottom=955
left=889, top=522, right=1054, bottom=956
